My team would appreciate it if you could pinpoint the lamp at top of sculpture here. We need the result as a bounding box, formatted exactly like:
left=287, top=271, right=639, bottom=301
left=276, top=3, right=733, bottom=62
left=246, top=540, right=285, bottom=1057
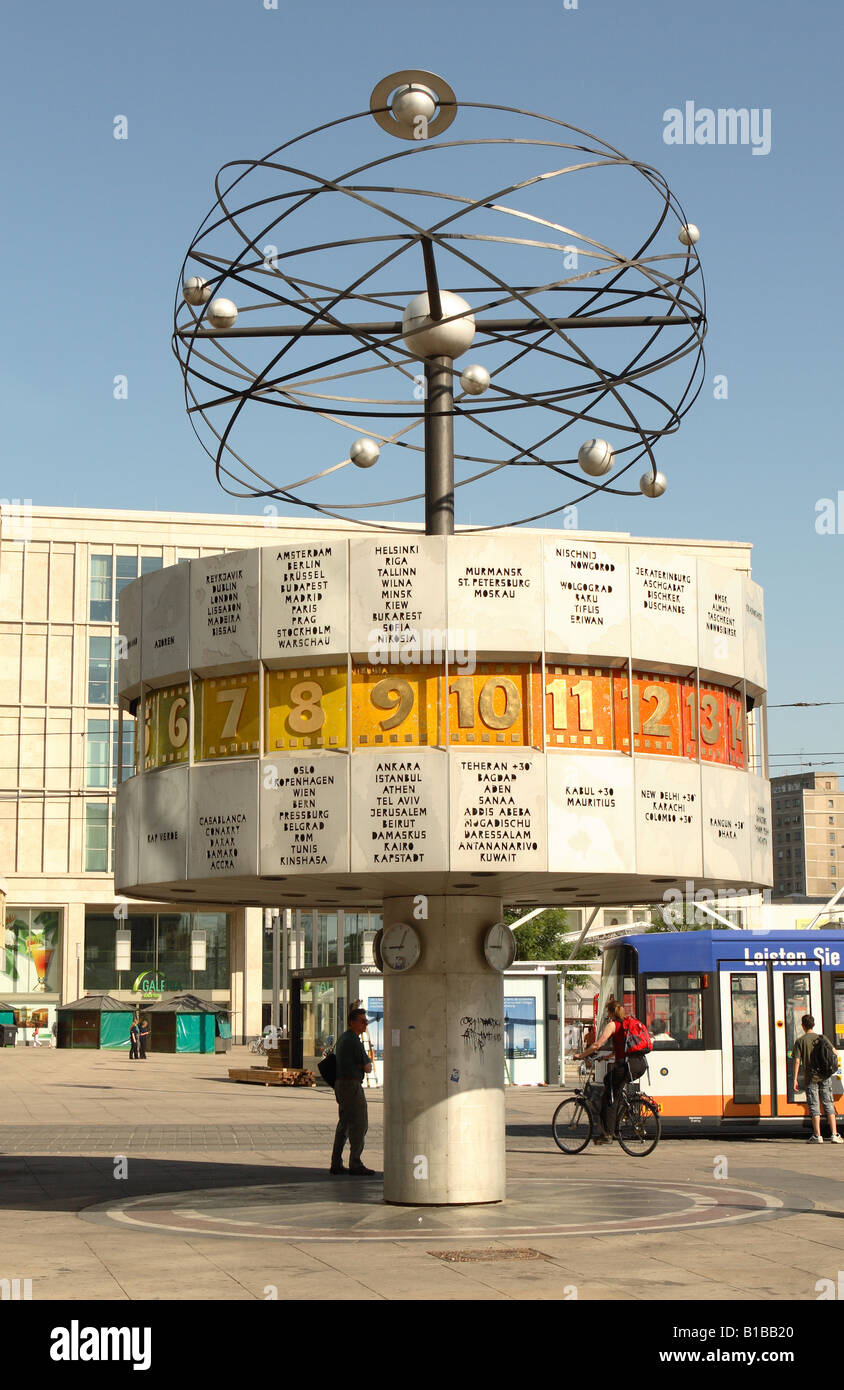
left=678, top=224, right=700, bottom=246
left=459, top=364, right=491, bottom=397
left=578, top=438, right=615, bottom=477
left=391, top=83, right=437, bottom=131
left=350, top=437, right=380, bottom=469
left=207, top=297, right=238, bottom=330
left=640, top=469, right=668, bottom=498
left=183, top=277, right=211, bottom=306
left=401, top=291, right=476, bottom=361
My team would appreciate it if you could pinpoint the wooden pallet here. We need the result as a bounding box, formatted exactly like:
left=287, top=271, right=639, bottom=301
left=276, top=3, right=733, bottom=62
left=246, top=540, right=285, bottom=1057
left=228, top=1066, right=315, bottom=1087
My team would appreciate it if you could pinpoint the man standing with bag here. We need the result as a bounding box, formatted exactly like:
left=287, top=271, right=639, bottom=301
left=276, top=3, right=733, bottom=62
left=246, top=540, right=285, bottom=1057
left=792, top=1013, right=843, bottom=1144
left=329, top=1008, right=376, bottom=1176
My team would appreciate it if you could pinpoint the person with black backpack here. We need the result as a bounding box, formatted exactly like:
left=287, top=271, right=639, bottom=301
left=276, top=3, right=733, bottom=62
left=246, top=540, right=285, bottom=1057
left=791, top=1014, right=842, bottom=1144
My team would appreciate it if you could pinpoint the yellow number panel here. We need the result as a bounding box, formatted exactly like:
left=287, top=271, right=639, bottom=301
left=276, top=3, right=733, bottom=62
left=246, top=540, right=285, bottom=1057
left=155, top=684, right=190, bottom=768
left=139, top=692, right=157, bottom=772
left=545, top=666, right=613, bottom=750
left=447, top=663, right=541, bottom=746
left=198, top=672, right=260, bottom=760
left=266, top=666, right=347, bottom=751
left=352, top=664, right=442, bottom=747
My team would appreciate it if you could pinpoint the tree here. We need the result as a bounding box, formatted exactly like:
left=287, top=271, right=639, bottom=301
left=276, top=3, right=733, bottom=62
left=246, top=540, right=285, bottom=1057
left=645, top=904, right=719, bottom=932
left=504, top=907, right=600, bottom=983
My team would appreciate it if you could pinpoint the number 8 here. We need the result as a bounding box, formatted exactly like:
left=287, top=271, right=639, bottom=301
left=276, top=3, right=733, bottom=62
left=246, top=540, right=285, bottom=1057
left=288, top=680, right=325, bottom=733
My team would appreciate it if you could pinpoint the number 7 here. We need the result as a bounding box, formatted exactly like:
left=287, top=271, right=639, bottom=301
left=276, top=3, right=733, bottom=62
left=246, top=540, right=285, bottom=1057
left=216, top=686, right=247, bottom=741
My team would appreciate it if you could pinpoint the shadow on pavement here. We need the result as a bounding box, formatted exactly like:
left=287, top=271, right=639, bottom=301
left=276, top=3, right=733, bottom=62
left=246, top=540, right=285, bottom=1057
left=0, top=1156, right=378, bottom=1213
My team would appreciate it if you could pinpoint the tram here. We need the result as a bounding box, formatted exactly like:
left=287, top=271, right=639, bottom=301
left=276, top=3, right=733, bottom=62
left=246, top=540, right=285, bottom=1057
left=594, top=930, right=844, bottom=1131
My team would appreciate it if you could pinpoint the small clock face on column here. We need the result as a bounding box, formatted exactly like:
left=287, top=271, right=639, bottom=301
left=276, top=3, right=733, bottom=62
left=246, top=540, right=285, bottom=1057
left=483, top=921, right=516, bottom=972
left=380, top=922, right=421, bottom=972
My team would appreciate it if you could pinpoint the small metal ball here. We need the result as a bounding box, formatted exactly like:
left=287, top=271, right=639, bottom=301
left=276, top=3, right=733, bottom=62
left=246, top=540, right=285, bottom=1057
left=640, top=470, right=667, bottom=498
left=678, top=223, right=700, bottom=246
left=577, top=438, right=614, bottom=477
left=183, top=276, right=211, bottom=306
left=391, top=84, right=437, bottom=130
left=350, top=437, right=380, bottom=469
left=459, top=364, right=491, bottom=396
left=206, top=297, right=238, bottom=330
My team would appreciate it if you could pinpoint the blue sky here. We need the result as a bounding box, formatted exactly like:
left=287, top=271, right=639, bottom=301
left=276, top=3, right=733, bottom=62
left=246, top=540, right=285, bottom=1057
left=2, top=0, right=842, bottom=773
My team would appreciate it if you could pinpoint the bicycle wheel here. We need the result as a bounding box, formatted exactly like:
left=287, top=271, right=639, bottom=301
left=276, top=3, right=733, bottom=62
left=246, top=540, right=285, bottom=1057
left=552, top=1097, right=594, bottom=1154
left=616, top=1097, right=661, bottom=1157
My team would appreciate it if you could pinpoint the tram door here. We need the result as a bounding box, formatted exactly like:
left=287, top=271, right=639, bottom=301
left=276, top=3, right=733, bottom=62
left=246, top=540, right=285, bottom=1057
left=718, top=961, right=772, bottom=1117
left=770, top=964, right=822, bottom=1117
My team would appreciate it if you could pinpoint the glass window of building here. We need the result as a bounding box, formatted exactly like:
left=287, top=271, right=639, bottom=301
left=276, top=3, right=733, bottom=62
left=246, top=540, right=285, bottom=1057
left=84, top=803, right=110, bottom=871
left=141, top=556, right=163, bottom=575
left=86, top=717, right=134, bottom=789
left=84, top=911, right=229, bottom=992
left=90, top=555, right=113, bottom=621
left=343, top=910, right=383, bottom=964
left=2, top=908, right=61, bottom=994
left=88, top=636, right=113, bottom=704
left=86, top=719, right=111, bottom=788
left=314, top=912, right=339, bottom=967
left=114, top=555, right=139, bottom=621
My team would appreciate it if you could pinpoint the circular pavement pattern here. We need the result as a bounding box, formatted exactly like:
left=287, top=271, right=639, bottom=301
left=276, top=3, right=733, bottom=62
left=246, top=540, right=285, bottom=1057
left=81, top=1175, right=790, bottom=1242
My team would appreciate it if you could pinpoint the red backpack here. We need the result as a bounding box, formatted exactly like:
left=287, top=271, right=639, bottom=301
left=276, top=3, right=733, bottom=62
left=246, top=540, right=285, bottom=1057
left=622, top=1016, right=652, bottom=1055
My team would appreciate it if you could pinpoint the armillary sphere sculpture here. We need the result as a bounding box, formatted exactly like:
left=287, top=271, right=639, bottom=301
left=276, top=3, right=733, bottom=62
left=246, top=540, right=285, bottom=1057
left=173, top=69, right=706, bottom=534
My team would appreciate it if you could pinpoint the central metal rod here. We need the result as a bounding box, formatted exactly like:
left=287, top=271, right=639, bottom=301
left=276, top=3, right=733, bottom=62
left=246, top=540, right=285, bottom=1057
left=424, top=355, right=454, bottom=535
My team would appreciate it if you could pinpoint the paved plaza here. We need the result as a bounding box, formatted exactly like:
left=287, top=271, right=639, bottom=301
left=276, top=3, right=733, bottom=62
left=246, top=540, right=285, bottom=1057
left=1, top=1047, right=841, bottom=1302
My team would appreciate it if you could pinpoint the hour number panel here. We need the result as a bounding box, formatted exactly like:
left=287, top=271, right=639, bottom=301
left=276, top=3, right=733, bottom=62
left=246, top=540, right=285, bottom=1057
left=352, top=664, right=442, bottom=747
left=613, top=673, right=682, bottom=756
left=197, top=672, right=260, bottom=761
left=266, top=666, right=348, bottom=751
left=155, top=685, right=190, bottom=769
left=545, top=666, right=613, bottom=750
left=447, top=663, right=541, bottom=747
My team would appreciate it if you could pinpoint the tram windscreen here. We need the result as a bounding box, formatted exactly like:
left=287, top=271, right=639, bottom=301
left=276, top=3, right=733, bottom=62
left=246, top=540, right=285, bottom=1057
left=598, top=945, right=638, bottom=1022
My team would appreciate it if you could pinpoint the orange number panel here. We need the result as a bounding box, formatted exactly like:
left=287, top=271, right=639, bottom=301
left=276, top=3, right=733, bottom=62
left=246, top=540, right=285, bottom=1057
left=198, top=671, right=260, bottom=761
left=698, top=682, right=727, bottom=764
left=613, top=672, right=682, bottom=756
left=545, top=666, right=613, bottom=750
left=155, top=684, right=190, bottom=769
left=266, top=666, right=348, bottom=751
left=447, top=663, right=541, bottom=747
left=352, top=663, right=441, bottom=747
left=680, top=678, right=699, bottom=760
left=726, top=690, right=747, bottom=769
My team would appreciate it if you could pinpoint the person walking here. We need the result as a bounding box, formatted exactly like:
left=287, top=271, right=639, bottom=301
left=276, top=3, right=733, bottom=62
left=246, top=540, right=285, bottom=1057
left=792, top=1013, right=843, bottom=1144
left=329, top=1008, right=376, bottom=1176
left=138, top=1017, right=150, bottom=1059
left=129, top=1017, right=140, bottom=1060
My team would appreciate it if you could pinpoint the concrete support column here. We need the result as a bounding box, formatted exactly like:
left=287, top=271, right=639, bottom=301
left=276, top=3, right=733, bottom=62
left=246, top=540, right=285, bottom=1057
left=230, top=907, right=263, bottom=1043
left=62, top=901, right=86, bottom=1003
left=383, top=895, right=505, bottom=1206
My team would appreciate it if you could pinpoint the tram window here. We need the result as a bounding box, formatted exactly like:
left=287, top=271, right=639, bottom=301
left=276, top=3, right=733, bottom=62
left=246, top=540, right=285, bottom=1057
left=644, top=974, right=704, bottom=1050
left=598, top=945, right=638, bottom=1021
left=784, top=974, right=812, bottom=1103
left=730, top=974, right=762, bottom=1105
left=834, top=978, right=844, bottom=1051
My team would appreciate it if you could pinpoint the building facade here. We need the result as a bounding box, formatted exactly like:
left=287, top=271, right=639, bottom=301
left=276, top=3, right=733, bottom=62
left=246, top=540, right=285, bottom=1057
left=771, top=772, right=844, bottom=900
left=1, top=504, right=763, bottom=1040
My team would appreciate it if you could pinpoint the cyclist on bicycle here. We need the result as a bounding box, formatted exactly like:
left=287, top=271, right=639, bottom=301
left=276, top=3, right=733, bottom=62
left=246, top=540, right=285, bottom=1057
left=575, top=999, right=648, bottom=1144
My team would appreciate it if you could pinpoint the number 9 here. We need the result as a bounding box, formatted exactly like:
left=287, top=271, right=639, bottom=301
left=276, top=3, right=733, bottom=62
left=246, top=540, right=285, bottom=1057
left=371, top=678, right=414, bottom=730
